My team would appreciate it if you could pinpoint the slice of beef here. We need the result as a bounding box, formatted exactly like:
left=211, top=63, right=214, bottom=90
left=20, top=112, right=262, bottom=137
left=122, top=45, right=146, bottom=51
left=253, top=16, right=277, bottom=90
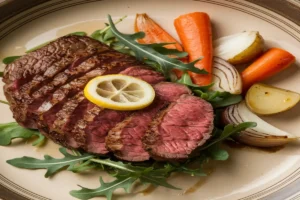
left=106, top=82, right=191, bottom=161
left=143, top=94, right=214, bottom=161
left=3, top=36, right=109, bottom=128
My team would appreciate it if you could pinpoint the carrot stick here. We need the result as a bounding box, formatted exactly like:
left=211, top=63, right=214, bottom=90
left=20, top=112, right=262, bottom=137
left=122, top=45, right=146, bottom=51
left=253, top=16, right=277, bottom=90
left=135, top=13, right=185, bottom=77
left=242, top=48, right=295, bottom=91
left=174, top=12, right=213, bottom=86
left=135, top=13, right=183, bottom=51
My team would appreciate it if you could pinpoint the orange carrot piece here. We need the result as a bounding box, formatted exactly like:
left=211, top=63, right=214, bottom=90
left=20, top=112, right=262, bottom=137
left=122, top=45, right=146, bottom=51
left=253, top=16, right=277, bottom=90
left=242, top=48, right=295, bottom=91
left=174, top=12, right=213, bottom=86
left=135, top=13, right=185, bottom=77
left=135, top=13, right=183, bottom=51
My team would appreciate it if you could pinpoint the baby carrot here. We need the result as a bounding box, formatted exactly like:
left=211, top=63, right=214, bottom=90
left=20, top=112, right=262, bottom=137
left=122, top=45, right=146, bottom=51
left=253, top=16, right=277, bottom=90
left=135, top=13, right=185, bottom=77
left=242, top=48, right=295, bottom=91
left=174, top=12, right=213, bottom=86
left=135, top=13, right=183, bottom=51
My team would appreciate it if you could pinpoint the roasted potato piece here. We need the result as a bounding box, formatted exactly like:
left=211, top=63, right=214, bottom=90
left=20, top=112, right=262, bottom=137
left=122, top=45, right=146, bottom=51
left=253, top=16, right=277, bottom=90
left=246, top=83, right=300, bottom=115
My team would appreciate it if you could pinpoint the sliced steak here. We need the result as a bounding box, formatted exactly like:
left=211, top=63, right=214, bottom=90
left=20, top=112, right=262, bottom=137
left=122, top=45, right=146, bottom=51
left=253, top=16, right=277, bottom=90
left=143, top=94, right=214, bottom=161
left=106, top=82, right=191, bottom=161
left=82, top=66, right=165, bottom=154
left=3, top=36, right=109, bottom=128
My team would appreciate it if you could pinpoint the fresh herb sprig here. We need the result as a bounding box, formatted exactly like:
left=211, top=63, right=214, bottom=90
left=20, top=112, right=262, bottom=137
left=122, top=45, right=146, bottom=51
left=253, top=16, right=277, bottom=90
left=7, top=148, right=94, bottom=177
left=0, top=122, right=45, bottom=146
left=177, top=72, right=243, bottom=108
left=0, top=100, right=9, bottom=105
left=2, top=56, right=21, bottom=65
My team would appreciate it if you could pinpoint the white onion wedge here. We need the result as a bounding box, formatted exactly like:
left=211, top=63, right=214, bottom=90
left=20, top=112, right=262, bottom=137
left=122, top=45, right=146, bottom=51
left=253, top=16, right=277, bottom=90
left=223, top=101, right=297, bottom=147
left=214, top=31, right=264, bottom=65
left=211, top=57, right=242, bottom=94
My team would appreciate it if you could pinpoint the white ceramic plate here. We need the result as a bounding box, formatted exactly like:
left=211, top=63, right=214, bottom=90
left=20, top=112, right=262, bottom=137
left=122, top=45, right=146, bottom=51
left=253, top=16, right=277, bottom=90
left=1, top=0, right=300, bottom=200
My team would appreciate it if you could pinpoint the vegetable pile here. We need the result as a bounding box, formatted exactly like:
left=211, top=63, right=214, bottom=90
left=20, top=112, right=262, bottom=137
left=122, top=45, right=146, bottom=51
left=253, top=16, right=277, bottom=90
left=0, top=11, right=299, bottom=200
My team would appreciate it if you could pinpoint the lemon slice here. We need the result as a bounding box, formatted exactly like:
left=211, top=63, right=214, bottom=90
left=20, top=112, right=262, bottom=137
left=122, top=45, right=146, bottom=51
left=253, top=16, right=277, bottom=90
left=84, top=74, right=155, bottom=110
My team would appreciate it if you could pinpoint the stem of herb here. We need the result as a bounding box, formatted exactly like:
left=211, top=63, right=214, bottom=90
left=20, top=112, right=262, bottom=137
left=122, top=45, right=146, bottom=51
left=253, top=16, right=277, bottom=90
left=0, top=100, right=9, bottom=105
left=90, top=158, right=135, bottom=173
left=100, top=15, right=127, bottom=34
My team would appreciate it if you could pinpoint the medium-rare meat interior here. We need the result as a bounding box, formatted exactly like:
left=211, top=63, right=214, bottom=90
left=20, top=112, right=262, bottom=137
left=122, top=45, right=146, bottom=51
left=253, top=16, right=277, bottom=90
left=2, top=35, right=214, bottom=161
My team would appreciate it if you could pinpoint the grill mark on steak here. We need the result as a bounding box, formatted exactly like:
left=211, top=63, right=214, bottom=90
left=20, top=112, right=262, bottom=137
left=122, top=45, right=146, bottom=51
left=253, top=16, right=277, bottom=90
left=106, top=82, right=191, bottom=162
left=31, top=53, right=112, bottom=99
left=3, top=36, right=111, bottom=128
left=85, top=109, right=131, bottom=154
left=36, top=59, right=139, bottom=114
left=71, top=103, right=102, bottom=149
left=106, top=99, right=167, bottom=161
left=5, top=36, right=100, bottom=98
left=143, top=94, right=214, bottom=161
left=51, top=92, right=86, bottom=134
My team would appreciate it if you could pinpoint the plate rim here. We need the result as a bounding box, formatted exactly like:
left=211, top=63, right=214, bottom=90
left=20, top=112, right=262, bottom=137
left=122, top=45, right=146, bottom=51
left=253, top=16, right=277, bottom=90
left=1, top=0, right=300, bottom=200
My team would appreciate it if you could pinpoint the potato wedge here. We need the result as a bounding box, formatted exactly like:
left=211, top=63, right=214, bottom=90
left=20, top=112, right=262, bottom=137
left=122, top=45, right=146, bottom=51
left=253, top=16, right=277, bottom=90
left=246, top=83, right=300, bottom=115
left=214, top=31, right=264, bottom=65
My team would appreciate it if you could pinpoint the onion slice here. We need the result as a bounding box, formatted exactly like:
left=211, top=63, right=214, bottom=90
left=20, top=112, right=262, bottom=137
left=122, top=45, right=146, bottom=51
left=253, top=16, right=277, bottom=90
left=214, top=31, right=264, bottom=65
left=223, top=101, right=297, bottom=147
left=211, top=57, right=242, bottom=94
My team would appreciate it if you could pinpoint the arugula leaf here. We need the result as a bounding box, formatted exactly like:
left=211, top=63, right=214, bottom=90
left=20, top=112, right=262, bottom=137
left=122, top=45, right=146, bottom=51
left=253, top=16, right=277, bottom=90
left=7, top=148, right=94, bottom=177
left=107, top=15, right=207, bottom=76
left=139, top=175, right=180, bottom=189
left=2, top=56, right=21, bottom=64
left=199, top=122, right=257, bottom=151
left=193, top=90, right=242, bottom=108
left=90, top=158, right=180, bottom=189
left=67, top=32, right=87, bottom=36
left=0, top=100, right=9, bottom=105
left=70, top=177, right=137, bottom=200
left=210, top=93, right=243, bottom=108
left=0, top=122, right=45, bottom=146
left=177, top=72, right=214, bottom=89
left=207, top=145, right=229, bottom=161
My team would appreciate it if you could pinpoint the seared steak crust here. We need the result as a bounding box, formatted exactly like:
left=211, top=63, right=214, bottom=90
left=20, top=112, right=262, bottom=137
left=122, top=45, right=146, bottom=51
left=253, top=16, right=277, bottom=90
left=4, top=36, right=110, bottom=128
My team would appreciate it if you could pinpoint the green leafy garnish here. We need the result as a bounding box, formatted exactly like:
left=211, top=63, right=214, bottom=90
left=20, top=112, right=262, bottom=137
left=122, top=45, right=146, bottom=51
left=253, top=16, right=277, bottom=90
left=70, top=177, right=136, bottom=200
left=194, top=90, right=243, bottom=108
left=199, top=122, right=257, bottom=151
left=7, top=148, right=94, bottom=177
left=206, top=145, right=229, bottom=161
left=176, top=73, right=242, bottom=108
left=177, top=72, right=214, bottom=89
left=0, top=122, right=45, bottom=146
left=2, top=56, right=21, bottom=64
left=0, top=100, right=9, bottom=105
left=67, top=32, right=87, bottom=36
left=107, top=15, right=207, bottom=76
